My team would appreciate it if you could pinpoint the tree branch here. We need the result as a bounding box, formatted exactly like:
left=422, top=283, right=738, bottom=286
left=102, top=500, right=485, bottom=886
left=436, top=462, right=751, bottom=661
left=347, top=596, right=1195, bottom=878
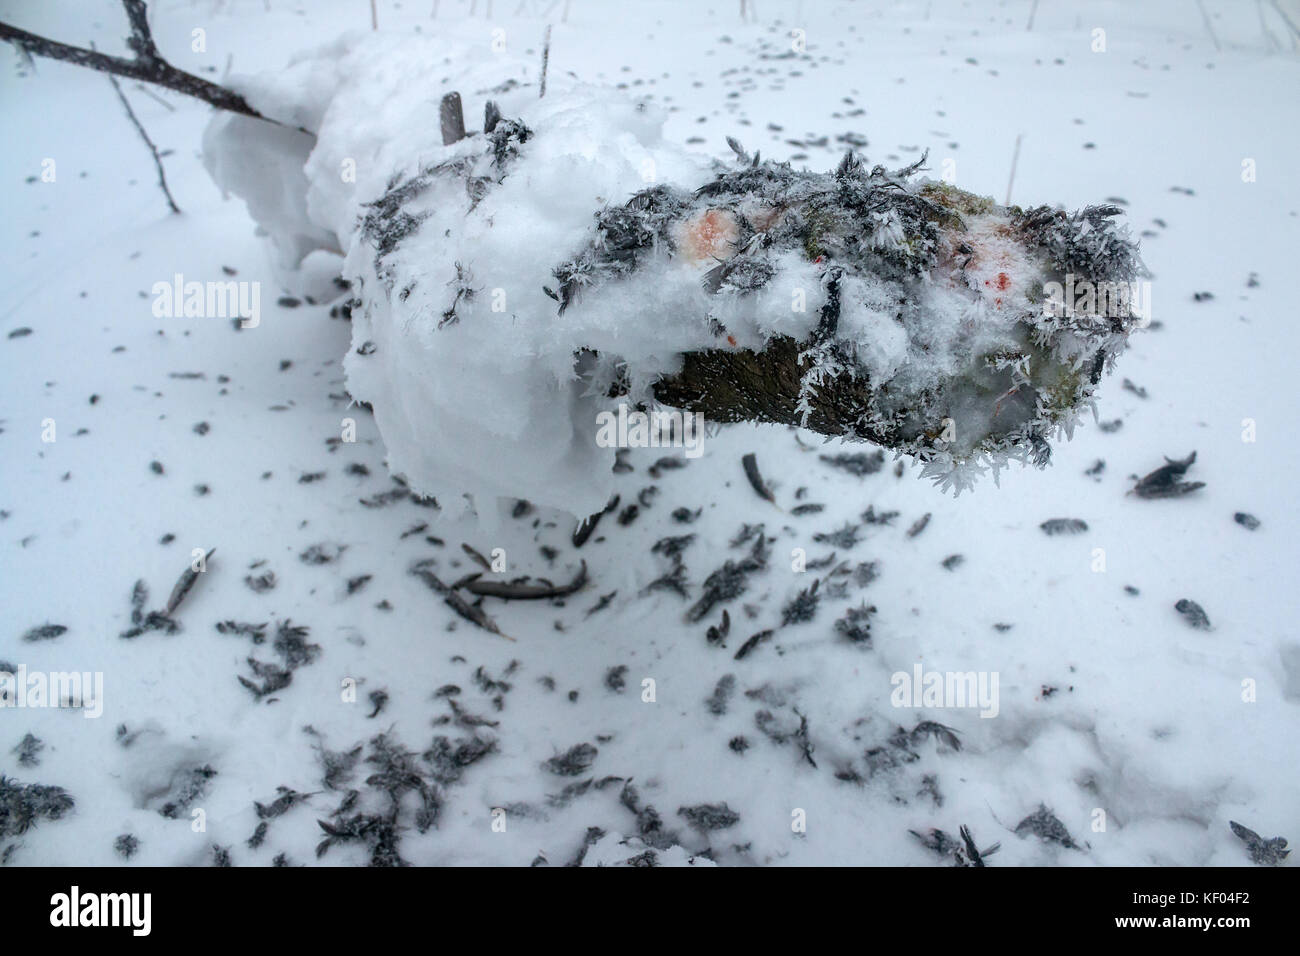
left=104, top=65, right=180, bottom=214
left=121, top=0, right=160, bottom=63
left=0, top=0, right=272, bottom=122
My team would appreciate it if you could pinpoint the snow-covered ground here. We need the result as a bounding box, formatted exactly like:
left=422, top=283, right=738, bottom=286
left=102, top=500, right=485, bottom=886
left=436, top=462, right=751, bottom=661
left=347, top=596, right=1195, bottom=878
left=1, top=0, right=1297, bottom=867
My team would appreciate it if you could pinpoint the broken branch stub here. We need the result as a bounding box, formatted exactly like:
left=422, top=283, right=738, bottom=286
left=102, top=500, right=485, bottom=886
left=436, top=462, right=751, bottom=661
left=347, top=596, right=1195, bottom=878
left=440, top=92, right=466, bottom=145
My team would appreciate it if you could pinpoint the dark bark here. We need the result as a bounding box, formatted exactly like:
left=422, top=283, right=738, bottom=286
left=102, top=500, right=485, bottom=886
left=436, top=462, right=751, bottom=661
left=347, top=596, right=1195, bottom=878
left=652, top=337, right=892, bottom=445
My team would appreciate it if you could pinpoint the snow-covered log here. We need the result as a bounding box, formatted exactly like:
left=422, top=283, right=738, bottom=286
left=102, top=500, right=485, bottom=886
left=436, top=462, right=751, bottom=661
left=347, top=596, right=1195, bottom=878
left=202, top=34, right=1146, bottom=514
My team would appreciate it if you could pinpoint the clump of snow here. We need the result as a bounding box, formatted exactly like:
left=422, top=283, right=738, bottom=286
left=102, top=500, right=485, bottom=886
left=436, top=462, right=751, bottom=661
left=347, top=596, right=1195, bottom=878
left=836, top=272, right=910, bottom=381
left=205, top=34, right=724, bottom=516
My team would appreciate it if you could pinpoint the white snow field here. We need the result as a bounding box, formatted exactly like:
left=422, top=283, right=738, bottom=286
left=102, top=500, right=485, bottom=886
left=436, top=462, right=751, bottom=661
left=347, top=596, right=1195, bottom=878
left=1, top=0, right=1297, bottom=867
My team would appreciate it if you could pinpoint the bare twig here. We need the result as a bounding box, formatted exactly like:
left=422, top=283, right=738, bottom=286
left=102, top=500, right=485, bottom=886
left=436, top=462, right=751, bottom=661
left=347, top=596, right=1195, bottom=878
left=1004, top=133, right=1022, bottom=206
left=1026, top=0, right=1039, bottom=31
left=1256, top=0, right=1280, bottom=52
left=370, top=0, right=378, bottom=30
left=1196, top=0, right=1222, bottom=52
left=539, top=24, right=551, bottom=98
left=105, top=65, right=180, bottom=214
left=133, top=81, right=175, bottom=111
left=1269, top=0, right=1300, bottom=46
left=0, top=0, right=271, bottom=122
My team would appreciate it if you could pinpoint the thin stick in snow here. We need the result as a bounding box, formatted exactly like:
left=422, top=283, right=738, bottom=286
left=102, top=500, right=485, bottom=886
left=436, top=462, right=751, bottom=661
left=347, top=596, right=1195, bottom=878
left=1004, top=133, right=1022, bottom=207
left=370, top=0, right=378, bottom=30
left=104, top=59, right=180, bottom=214
left=1196, top=0, right=1221, bottom=52
left=1026, top=0, right=1039, bottom=31
left=1269, top=0, right=1300, bottom=47
left=133, top=82, right=175, bottom=111
left=539, top=24, right=552, bottom=98
left=1255, top=0, right=1279, bottom=52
